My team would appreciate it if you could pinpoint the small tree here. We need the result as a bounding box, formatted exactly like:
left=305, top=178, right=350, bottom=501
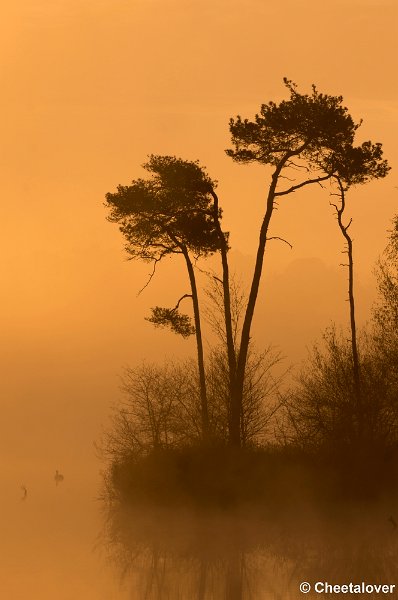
left=226, top=79, right=364, bottom=445
left=204, top=275, right=283, bottom=445
left=373, top=214, right=398, bottom=394
left=283, top=327, right=398, bottom=460
left=105, top=155, right=223, bottom=439
left=374, top=214, right=398, bottom=342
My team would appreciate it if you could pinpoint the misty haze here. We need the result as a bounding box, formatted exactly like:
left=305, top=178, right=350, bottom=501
left=2, top=1, right=398, bottom=599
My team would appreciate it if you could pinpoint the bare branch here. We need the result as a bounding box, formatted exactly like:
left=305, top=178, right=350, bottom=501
left=137, top=256, right=162, bottom=296
left=275, top=173, right=332, bottom=197
left=173, top=294, right=192, bottom=311
left=212, top=274, right=223, bottom=284
left=267, top=236, right=293, bottom=249
left=193, top=262, right=220, bottom=279
left=329, top=201, right=339, bottom=212
left=278, top=174, right=295, bottom=182
left=286, top=161, right=310, bottom=171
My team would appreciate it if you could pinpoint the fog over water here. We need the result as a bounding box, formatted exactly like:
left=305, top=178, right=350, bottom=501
left=101, top=502, right=398, bottom=599
left=0, top=458, right=128, bottom=599
left=3, top=463, right=398, bottom=600
left=2, top=0, right=398, bottom=598
left=0, top=254, right=382, bottom=599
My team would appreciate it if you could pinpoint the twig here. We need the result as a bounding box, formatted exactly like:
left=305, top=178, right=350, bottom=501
left=267, top=236, right=293, bottom=249
left=173, top=294, right=193, bottom=311
left=137, top=257, right=162, bottom=296
left=278, top=174, right=295, bottom=182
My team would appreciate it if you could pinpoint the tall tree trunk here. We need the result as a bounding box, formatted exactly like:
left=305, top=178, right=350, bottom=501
left=182, top=247, right=209, bottom=439
left=210, top=189, right=238, bottom=445
left=231, top=148, right=323, bottom=446
left=334, top=179, right=361, bottom=432
left=232, top=161, right=287, bottom=446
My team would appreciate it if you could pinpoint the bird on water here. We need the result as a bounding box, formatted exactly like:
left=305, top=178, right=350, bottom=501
left=54, top=470, right=64, bottom=486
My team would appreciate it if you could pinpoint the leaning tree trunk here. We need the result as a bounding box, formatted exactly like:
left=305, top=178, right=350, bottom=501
left=232, top=161, right=287, bottom=446
left=232, top=149, right=330, bottom=446
left=182, top=247, right=209, bottom=439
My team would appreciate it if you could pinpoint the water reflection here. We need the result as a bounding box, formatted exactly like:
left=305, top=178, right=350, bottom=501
left=103, top=503, right=398, bottom=599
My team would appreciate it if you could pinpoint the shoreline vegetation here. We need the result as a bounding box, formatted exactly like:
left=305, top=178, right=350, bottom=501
left=106, top=443, right=398, bottom=512
left=101, top=318, right=398, bottom=514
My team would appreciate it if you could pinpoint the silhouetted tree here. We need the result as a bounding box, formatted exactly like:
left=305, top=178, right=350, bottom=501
left=226, top=78, right=366, bottom=445
left=105, top=155, right=224, bottom=439
left=110, top=362, right=202, bottom=455
left=105, top=81, right=389, bottom=450
left=328, top=142, right=389, bottom=425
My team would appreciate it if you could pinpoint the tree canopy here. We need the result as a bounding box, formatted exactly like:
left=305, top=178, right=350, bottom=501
left=331, top=141, right=390, bottom=187
left=227, top=78, right=359, bottom=169
left=105, top=155, right=222, bottom=262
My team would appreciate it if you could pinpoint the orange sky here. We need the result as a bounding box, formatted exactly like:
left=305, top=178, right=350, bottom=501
left=1, top=2, right=397, bottom=595
left=1, top=0, right=398, bottom=521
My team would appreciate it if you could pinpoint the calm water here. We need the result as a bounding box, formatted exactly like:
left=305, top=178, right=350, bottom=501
left=3, top=461, right=398, bottom=599
left=103, top=501, right=398, bottom=599
left=0, top=460, right=128, bottom=600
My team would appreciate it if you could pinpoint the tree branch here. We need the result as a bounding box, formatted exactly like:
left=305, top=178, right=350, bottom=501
left=275, top=173, right=331, bottom=196
left=278, top=174, right=295, bottom=182
left=173, top=294, right=193, bottom=311
left=137, top=254, right=166, bottom=296
left=286, top=161, right=310, bottom=171
left=266, top=236, right=293, bottom=249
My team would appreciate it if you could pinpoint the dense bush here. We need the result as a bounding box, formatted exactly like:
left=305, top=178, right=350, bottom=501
left=282, top=328, right=398, bottom=456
